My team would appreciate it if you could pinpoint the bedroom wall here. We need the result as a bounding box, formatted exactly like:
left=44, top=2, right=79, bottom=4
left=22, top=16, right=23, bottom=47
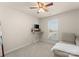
left=39, top=9, right=79, bottom=43
left=0, top=7, right=39, bottom=55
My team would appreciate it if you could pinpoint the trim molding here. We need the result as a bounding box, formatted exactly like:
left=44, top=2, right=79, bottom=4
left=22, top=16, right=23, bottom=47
left=5, top=42, right=31, bottom=55
left=4, top=40, right=38, bottom=55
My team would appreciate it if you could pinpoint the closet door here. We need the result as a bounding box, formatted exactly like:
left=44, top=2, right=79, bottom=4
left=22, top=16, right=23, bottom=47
left=0, top=38, right=2, bottom=56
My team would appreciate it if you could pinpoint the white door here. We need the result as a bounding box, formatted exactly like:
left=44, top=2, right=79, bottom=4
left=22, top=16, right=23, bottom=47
left=0, top=38, right=2, bottom=56
left=0, top=26, right=2, bottom=56
left=0, top=22, right=2, bottom=56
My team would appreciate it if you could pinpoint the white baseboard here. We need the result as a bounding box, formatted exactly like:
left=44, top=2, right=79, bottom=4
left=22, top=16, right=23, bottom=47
left=5, top=40, right=38, bottom=55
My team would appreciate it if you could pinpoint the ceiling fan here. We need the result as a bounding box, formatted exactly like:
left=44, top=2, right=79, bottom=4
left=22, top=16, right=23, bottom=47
left=29, top=2, right=53, bottom=13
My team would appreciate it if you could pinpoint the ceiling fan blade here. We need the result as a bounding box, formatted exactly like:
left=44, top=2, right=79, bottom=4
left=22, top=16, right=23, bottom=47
left=37, top=2, right=42, bottom=8
left=29, top=7, right=37, bottom=9
left=37, top=2, right=40, bottom=8
left=45, top=2, right=53, bottom=7
left=43, top=8, right=48, bottom=12
left=37, top=2, right=45, bottom=8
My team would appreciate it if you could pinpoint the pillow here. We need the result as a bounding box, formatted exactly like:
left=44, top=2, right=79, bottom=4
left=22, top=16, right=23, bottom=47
left=61, top=32, right=75, bottom=44
left=76, top=36, right=79, bottom=46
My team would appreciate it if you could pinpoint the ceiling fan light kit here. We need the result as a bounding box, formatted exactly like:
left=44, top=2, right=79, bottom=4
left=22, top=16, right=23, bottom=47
left=39, top=8, right=45, bottom=12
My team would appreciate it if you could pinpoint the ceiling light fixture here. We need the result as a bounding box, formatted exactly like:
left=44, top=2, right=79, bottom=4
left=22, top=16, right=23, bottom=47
left=29, top=2, right=53, bottom=13
left=38, top=8, right=45, bottom=12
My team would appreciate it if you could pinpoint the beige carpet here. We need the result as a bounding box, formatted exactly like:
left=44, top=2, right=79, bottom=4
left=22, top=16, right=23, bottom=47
left=5, top=42, right=54, bottom=57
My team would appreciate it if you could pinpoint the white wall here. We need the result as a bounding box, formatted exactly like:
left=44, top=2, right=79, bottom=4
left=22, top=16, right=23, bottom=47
left=0, top=7, right=39, bottom=55
left=39, top=9, right=79, bottom=43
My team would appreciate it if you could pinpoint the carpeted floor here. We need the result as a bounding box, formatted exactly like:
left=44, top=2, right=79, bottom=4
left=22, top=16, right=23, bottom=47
left=5, top=42, right=54, bottom=57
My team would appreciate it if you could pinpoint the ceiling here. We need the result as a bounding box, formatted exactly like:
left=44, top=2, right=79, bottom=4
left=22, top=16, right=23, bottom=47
left=0, top=2, right=79, bottom=18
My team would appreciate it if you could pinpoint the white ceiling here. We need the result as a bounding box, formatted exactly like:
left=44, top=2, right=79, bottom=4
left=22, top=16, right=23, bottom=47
left=0, top=2, right=79, bottom=18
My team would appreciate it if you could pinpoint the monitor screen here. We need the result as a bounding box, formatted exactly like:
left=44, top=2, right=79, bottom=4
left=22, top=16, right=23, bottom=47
left=34, top=24, right=39, bottom=28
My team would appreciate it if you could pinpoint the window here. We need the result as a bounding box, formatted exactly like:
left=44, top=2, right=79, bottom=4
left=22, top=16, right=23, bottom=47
left=48, top=19, right=59, bottom=44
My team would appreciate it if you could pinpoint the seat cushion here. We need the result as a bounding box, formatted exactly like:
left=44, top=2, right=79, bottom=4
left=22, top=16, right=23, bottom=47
left=51, top=42, right=79, bottom=56
left=61, top=33, right=75, bottom=44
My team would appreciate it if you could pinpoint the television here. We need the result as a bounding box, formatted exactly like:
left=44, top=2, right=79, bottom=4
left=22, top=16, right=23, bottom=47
left=34, top=24, right=39, bottom=29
